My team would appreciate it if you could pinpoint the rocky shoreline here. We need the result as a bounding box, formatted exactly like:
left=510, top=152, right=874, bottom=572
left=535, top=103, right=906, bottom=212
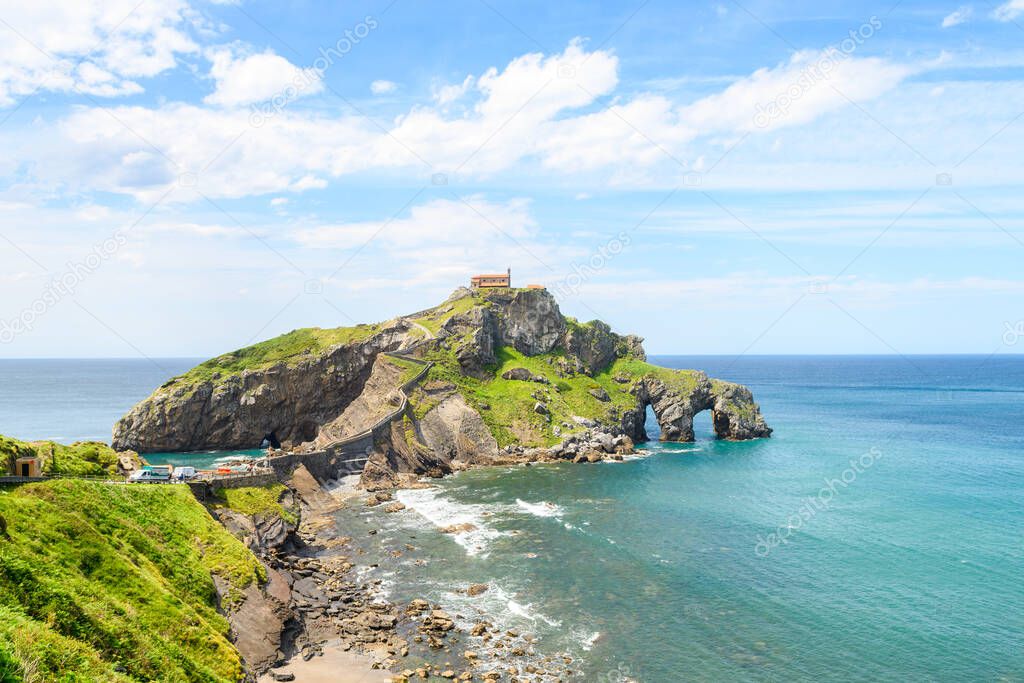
left=225, top=466, right=590, bottom=683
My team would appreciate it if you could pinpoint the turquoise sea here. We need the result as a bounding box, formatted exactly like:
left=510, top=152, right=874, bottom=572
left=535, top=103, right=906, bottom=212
left=1, top=356, right=1022, bottom=681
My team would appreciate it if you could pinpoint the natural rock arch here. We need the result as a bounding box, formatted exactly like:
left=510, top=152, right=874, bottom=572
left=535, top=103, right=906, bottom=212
left=629, top=374, right=772, bottom=442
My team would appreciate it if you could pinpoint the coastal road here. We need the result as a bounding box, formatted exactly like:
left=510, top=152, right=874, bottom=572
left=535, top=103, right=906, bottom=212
left=406, top=320, right=435, bottom=340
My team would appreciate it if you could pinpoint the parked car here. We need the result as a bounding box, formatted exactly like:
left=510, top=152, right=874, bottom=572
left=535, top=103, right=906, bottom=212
left=172, top=466, right=197, bottom=481
left=128, top=469, right=171, bottom=483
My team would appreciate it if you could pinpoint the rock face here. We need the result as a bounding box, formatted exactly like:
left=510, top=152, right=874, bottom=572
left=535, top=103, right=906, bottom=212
left=208, top=489, right=299, bottom=674
left=491, top=287, right=565, bottom=355
left=113, top=286, right=771, bottom=475
left=310, top=355, right=405, bottom=448
left=112, top=323, right=418, bottom=452
left=564, top=319, right=645, bottom=374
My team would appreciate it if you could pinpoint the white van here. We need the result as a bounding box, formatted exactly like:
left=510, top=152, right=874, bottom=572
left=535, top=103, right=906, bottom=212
left=173, top=467, right=197, bottom=481
left=128, top=469, right=171, bottom=483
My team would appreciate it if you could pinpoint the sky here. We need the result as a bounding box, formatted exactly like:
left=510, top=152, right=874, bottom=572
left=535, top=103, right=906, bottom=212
left=0, top=0, right=1023, bottom=359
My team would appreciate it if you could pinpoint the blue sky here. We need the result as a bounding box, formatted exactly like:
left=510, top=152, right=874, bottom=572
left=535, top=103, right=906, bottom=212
left=1, top=0, right=1023, bottom=358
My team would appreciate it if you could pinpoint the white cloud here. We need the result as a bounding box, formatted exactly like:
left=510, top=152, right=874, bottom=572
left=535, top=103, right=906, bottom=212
left=942, top=6, right=973, bottom=27
left=291, top=195, right=585, bottom=288
left=993, top=0, right=1024, bottom=20
left=370, top=79, right=397, bottom=95
left=2, top=39, right=974, bottom=201
left=141, top=221, right=250, bottom=237
left=204, top=47, right=323, bottom=107
left=433, top=75, right=474, bottom=106
left=292, top=196, right=536, bottom=250
left=0, top=0, right=198, bottom=106
left=680, top=49, right=915, bottom=134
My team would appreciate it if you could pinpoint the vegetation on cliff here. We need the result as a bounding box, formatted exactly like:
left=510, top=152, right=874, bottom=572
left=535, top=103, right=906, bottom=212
left=209, top=483, right=298, bottom=525
left=168, top=324, right=383, bottom=387
left=0, top=478, right=264, bottom=682
left=0, top=436, right=129, bottom=477
left=410, top=289, right=485, bottom=333
left=419, top=343, right=704, bottom=447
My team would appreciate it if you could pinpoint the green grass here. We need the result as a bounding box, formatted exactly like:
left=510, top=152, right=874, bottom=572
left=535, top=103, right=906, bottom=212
left=399, top=414, right=425, bottom=451
left=411, top=291, right=485, bottom=334
left=417, top=344, right=709, bottom=447
left=380, top=354, right=428, bottom=386
left=209, top=484, right=297, bottom=525
left=0, top=479, right=264, bottom=682
left=0, top=604, right=128, bottom=683
left=1, top=436, right=125, bottom=478
left=422, top=345, right=638, bottom=447
left=0, top=437, right=33, bottom=473
left=603, top=358, right=703, bottom=396
left=167, top=324, right=383, bottom=386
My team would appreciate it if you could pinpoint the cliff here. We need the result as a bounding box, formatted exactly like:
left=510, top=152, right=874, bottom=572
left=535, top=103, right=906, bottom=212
left=113, top=287, right=771, bottom=482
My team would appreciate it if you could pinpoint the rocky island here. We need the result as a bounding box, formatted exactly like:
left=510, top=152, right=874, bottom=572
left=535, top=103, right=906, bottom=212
left=114, top=286, right=771, bottom=484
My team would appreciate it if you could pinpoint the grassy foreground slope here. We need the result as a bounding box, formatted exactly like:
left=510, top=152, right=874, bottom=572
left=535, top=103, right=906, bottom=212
left=0, top=479, right=264, bottom=682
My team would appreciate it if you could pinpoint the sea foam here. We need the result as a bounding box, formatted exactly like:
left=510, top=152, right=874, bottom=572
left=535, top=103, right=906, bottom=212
left=515, top=498, right=564, bottom=518
left=396, top=488, right=505, bottom=557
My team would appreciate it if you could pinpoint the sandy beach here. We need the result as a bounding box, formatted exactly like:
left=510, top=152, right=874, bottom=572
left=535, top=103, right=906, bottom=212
left=258, top=644, right=392, bottom=683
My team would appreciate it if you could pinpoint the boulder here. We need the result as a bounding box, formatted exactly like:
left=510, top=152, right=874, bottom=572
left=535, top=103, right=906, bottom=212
left=406, top=598, right=430, bottom=615
left=588, top=387, right=610, bottom=402
left=501, top=367, right=533, bottom=381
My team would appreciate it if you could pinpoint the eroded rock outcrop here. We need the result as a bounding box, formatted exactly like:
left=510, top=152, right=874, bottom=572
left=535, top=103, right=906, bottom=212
left=632, top=375, right=772, bottom=442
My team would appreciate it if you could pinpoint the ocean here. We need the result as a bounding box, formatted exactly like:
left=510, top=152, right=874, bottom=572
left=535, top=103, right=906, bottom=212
left=1, top=355, right=1022, bottom=681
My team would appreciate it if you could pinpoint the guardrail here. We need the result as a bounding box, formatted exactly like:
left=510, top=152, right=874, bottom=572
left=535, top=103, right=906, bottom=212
left=0, top=473, right=126, bottom=485
left=292, top=352, right=433, bottom=457
left=151, top=350, right=435, bottom=492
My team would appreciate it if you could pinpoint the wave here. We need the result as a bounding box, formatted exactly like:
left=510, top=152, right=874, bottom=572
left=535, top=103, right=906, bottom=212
left=515, top=498, right=564, bottom=518
left=396, top=488, right=505, bottom=557
left=576, top=629, right=601, bottom=651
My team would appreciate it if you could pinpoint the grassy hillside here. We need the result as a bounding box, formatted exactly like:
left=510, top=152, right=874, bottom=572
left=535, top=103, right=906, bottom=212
left=420, top=344, right=702, bottom=447
left=209, top=483, right=297, bottom=525
left=167, top=324, right=383, bottom=386
left=0, top=436, right=127, bottom=477
left=0, top=479, right=264, bottom=682
left=410, top=290, right=486, bottom=334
